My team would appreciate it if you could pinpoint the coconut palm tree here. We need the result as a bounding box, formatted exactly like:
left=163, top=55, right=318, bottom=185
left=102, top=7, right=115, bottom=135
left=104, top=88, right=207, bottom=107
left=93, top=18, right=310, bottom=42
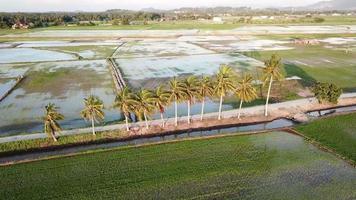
left=80, top=95, right=105, bottom=135
left=114, top=87, right=137, bottom=131
left=214, top=65, right=236, bottom=120
left=182, top=76, right=199, bottom=124
left=235, top=74, right=258, bottom=119
left=153, top=85, right=171, bottom=127
left=262, top=54, right=283, bottom=116
left=197, top=76, right=214, bottom=121
left=43, top=103, right=64, bottom=142
left=135, top=89, right=156, bottom=129
left=169, top=77, right=186, bottom=126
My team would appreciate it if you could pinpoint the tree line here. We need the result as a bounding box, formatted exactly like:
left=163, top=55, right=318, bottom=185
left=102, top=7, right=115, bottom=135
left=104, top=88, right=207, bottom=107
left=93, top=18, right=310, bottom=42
left=0, top=11, right=162, bottom=28
left=43, top=55, right=283, bottom=142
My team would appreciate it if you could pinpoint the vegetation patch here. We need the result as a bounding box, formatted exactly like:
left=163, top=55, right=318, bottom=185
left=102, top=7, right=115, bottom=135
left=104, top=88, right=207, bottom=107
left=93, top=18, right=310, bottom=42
left=43, top=45, right=117, bottom=59
left=296, top=113, right=356, bottom=162
left=22, top=68, right=108, bottom=96
left=247, top=45, right=356, bottom=90
left=0, top=130, right=126, bottom=155
left=0, top=131, right=355, bottom=199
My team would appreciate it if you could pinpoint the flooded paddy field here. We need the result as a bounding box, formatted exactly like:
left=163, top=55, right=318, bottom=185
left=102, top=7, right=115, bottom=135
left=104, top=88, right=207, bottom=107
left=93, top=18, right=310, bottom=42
left=0, top=26, right=356, bottom=136
left=41, top=45, right=117, bottom=59
left=1, top=131, right=355, bottom=199
left=0, top=60, right=119, bottom=135
left=114, top=40, right=263, bottom=119
left=0, top=48, right=76, bottom=63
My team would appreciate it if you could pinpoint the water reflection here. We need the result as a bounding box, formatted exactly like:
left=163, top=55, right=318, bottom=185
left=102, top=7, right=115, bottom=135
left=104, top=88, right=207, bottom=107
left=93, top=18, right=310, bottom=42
left=0, top=118, right=296, bottom=163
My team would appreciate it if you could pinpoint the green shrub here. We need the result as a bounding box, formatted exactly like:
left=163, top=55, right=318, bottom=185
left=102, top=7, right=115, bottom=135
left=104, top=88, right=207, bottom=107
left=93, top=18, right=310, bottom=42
left=312, top=82, right=342, bottom=104
left=314, top=17, right=325, bottom=23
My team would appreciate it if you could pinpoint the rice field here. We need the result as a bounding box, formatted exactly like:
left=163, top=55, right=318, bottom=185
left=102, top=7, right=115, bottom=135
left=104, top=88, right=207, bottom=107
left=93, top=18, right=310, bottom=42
left=245, top=38, right=356, bottom=90
left=296, top=112, right=356, bottom=162
left=0, top=27, right=356, bottom=136
left=0, top=131, right=355, bottom=199
left=0, top=60, right=119, bottom=135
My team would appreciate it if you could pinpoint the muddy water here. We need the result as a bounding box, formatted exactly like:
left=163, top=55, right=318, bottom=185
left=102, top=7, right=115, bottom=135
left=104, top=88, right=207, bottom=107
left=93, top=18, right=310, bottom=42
left=116, top=41, right=215, bottom=58
left=116, top=54, right=262, bottom=87
left=306, top=105, right=356, bottom=117
left=0, top=60, right=120, bottom=135
left=0, top=48, right=76, bottom=63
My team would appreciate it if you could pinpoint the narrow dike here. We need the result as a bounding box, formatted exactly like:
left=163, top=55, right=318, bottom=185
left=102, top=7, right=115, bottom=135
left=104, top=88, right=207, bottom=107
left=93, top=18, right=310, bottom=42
left=107, top=58, right=126, bottom=91
left=0, top=75, right=25, bottom=102
left=107, top=42, right=127, bottom=91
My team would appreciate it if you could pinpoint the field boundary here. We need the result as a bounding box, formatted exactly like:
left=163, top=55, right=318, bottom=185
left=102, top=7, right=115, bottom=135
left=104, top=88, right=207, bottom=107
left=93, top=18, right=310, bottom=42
left=0, top=93, right=356, bottom=144
left=0, top=75, right=25, bottom=102
left=0, top=129, right=289, bottom=166
left=286, top=128, right=355, bottom=167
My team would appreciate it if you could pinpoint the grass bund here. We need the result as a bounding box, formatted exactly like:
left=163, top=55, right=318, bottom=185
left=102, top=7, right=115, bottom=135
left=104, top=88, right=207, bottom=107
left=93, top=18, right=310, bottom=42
left=0, top=130, right=126, bottom=155
left=296, top=112, right=356, bottom=162
left=0, top=131, right=355, bottom=200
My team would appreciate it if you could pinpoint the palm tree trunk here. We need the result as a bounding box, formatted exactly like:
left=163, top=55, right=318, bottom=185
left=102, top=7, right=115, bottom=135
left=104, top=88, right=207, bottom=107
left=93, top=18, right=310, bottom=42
left=265, top=76, right=273, bottom=117
left=187, top=100, right=191, bottom=124
left=174, top=99, right=178, bottom=126
left=51, top=128, right=57, bottom=142
left=144, top=112, right=149, bottom=129
left=91, top=116, right=96, bottom=135
left=160, top=112, right=165, bottom=127
left=200, top=98, right=205, bottom=121
left=124, top=114, right=130, bottom=131
left=238, top=100, right=243, bottom=119
left=218, top=94, right=223, bottom=120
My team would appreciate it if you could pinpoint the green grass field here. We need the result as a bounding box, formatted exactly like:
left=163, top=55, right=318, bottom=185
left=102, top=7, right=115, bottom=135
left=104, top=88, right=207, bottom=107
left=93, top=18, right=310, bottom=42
left=296, top=113, right=356, bottom=162
left=245, top=45, right=356, bottom=90
left=1, top=131, right=355, bottom=200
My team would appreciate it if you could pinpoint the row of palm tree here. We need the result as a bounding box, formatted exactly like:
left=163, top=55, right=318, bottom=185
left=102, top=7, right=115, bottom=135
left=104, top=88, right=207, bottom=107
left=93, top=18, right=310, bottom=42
left=43, top=54, right=283, bottom=141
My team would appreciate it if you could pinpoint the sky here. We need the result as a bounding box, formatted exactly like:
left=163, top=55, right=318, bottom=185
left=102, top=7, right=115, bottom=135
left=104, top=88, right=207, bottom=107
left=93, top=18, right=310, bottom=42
left=0, top=0, right=324, bottom=12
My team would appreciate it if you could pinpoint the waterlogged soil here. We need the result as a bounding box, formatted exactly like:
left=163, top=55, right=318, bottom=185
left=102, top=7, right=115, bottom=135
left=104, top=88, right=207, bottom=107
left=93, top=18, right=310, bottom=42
left=194, top=39, right=294, bottom=52
left=0, top=132, right=355, bottom=199
left=116, top=41, right=215, bottom=58
left=42, top=45, right=117, bottom=59
left=116, top=53, right=262, bottom=88
left=0, top=48, right=75, bottom=63
left=0, top=60, right=120, bottom=135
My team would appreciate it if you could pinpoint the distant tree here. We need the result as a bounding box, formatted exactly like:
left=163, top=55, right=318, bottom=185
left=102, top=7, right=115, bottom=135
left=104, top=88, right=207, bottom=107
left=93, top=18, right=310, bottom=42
left=314, top=17, right=325, bottom=23
left=121, top=17, right=130, bottom=25
left=112, top=19, right=120, bottom=25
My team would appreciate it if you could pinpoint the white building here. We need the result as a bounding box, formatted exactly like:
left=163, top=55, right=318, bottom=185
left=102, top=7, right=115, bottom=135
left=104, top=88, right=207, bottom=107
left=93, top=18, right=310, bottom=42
left=212, top=17, right=223, bottom=24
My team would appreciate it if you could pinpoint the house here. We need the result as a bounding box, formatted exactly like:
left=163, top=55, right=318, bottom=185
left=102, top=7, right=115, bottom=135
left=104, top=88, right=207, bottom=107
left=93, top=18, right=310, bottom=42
left=11, top=23, right=29, bottom=30
left=212, top=17, right=223, bottom=24
left=332, top=13, right=341, bottom=17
